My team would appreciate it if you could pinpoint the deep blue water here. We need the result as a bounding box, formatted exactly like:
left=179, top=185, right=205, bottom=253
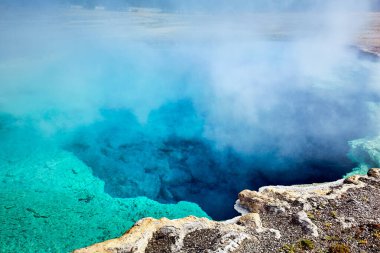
left=66, top=98, right=362, bottom=219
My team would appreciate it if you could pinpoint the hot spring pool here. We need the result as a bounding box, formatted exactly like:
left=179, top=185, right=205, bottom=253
left=1, top=6, right=380, bottom=253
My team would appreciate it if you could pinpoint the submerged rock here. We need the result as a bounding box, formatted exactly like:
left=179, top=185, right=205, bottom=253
left=75, top=169, right=380, bottom=253
left=346, top=136, right=380, bottom=177
left=0, top=124, right=208, bottom=253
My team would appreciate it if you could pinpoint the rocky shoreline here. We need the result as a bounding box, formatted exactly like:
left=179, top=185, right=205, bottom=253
left=74, top=168, right=380, bottom=253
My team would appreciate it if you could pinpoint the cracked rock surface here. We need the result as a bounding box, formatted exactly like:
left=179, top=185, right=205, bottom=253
left=75, top=168, right=380, bottom=253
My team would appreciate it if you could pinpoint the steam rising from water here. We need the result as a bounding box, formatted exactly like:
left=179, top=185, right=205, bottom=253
left=1, top=1, right=380, bottom=218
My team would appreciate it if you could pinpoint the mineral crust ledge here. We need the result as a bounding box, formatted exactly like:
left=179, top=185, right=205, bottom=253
left=74, top=168, right=380, bottom=253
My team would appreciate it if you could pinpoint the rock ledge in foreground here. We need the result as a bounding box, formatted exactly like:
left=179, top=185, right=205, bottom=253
left=75, top=169, right=380, bottom=253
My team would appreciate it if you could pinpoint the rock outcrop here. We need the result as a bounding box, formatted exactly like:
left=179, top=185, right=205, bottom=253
left=75, top=168, right=380, bottom=253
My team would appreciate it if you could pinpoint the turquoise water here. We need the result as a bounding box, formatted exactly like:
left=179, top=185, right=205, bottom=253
left=1, top=7, right=380, bottom=252
left=0, top=114, right=209, bottom=252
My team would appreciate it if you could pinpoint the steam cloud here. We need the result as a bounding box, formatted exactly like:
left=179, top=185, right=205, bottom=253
left=1, top=0, right=380, bottom=218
